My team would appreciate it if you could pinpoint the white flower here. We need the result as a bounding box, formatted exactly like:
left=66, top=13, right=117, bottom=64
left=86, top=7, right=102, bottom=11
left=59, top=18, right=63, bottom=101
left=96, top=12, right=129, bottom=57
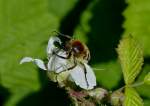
left=20, top=36, right=96, bottom=90
left=47, top=49, right=74, bottom=73
left=20, top=57, right=47, bottom=70
left=70, top=63, right=96, bottom=90
left=47, top=36, right=61, bottom=55
left=20, top=36, right=60, bottom=71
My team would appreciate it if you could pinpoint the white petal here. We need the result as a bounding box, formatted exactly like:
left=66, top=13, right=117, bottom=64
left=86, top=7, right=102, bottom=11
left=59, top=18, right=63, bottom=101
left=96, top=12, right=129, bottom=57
left=84, top=63, right=96, bottom=89
left=70, top=63, right=96, bottom=90
left=47, top=55, right=71, bottom=73
left=47, top=56, right=55, bottom=71
left=20, top=57, right=47, bottom=70
left=70, top=64, right=88, bottom=89
left=20, top=57, right=33, bottom=64
left=47, top=36, right=61, bottom=55
left=34, top=59, right=47, bottom=70
left=47, top=50, right=73, bottom=73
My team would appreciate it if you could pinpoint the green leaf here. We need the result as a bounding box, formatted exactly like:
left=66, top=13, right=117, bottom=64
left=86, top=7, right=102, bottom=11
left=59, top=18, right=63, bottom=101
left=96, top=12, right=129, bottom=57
left=123, top=0, right=150, bottom=56
left=117, top=36, right=144, bottom=85
left=93, top=60, right=122, bottom=90
left=144, top=72, right=150, bottom=85
left=131, top=65, right=149, bottom=106
left=124, top=87, right=143, bottom=106
left=144, top=99, right=150, bottom=106
left=0, top=0, right=76, bottom=105
left=136, top=64, right=150, bottom=99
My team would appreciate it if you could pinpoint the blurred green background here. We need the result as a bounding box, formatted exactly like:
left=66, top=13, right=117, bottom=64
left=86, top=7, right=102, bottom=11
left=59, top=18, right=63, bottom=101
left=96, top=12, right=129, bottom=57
left=0, top=0, right=150, bottom=106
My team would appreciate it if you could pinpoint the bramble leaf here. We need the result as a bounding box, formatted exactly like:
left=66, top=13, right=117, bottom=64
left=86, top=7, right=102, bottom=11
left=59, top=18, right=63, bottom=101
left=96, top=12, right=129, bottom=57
left=124, top=87, right=143, bottom=106
left=117, top=36, right=144, bottom=84
left=144, top=72, right=150, bottom=85
left=123, top=0, right=150, bottom=56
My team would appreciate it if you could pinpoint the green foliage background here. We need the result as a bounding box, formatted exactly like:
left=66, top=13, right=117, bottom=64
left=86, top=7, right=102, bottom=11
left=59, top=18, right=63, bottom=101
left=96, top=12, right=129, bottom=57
left=0, top=0, right=150, bottom=106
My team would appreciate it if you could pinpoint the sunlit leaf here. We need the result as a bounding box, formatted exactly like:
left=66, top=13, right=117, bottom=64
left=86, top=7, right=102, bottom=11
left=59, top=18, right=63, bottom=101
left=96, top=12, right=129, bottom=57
left=124, top=87, right=143, bottom=106
left=0, top=0, right=76, bottom=105
left=144, top=72, right=150, bottom=85
left=123, top=0, right=150, bottom=56
left=117, top=36, right=144, bottom=84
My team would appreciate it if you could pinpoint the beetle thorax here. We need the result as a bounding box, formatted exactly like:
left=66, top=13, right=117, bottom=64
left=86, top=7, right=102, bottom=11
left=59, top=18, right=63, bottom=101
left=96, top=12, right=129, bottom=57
left=70, top=40, right=90, bottom=61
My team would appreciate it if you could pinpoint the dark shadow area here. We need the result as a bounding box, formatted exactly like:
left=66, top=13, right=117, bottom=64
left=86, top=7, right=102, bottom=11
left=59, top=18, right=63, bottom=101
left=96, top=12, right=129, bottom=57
left=17, top=69, right=71, bottom=106
left=0, top=85, right=10, bottom=106
left=87, top=0, right=127, bottom=64
left=141, top=96, right=150, bottom=100
left=59, top=0, right=91, bottom=36
left=144, top=57, right=150, bottom=65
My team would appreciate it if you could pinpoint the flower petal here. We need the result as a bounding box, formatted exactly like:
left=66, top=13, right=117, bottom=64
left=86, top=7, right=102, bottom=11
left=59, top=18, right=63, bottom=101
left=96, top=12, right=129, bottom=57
left=70, top=63, right=96, bottom=90
left=34, top=59, right=47, bottom=70
left=47, top=50, right=73, bottom=73
left=20, top=57, right=33, bottom=64
left=20, top=57, right=47, bottom=70
left=47, top=36, right=61, bottom=55
left=70, top=64, right=89, bottom=89
left=84, top=63, right=96, bottom=89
